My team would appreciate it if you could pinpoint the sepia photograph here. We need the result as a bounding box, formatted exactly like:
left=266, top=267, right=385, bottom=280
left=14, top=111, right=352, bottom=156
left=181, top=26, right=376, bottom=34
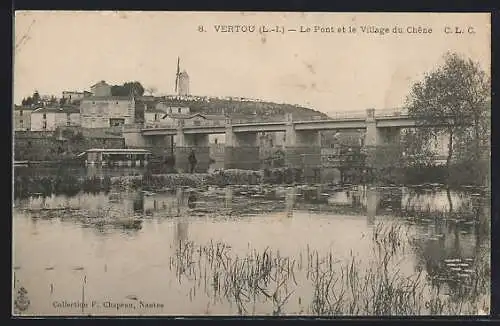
left=12, top=11, right=491, bottom=316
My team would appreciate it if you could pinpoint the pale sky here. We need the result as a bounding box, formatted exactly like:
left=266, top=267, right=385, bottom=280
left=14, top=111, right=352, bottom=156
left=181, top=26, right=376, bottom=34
left=14, top=11, right=490, bottom=115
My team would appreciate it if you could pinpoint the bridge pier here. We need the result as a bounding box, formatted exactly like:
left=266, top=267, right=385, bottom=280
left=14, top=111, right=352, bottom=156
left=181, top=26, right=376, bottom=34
left=364, top=108, right=402, bottom=175
left=123, top=129, right=173, bottom=159
left=284, top=114, right=322, bottom=181
left=225, top=120, right=260, bottom=170
left=175, top=127, right=210, bottom=173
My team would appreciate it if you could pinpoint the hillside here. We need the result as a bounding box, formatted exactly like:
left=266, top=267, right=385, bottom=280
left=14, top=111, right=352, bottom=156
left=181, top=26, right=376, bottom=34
left=150, top=96, right=330, bottom=120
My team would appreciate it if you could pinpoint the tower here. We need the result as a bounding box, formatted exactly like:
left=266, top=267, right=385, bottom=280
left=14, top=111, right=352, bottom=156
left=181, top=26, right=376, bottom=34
left=175, top=57, right=190, bottom=96
left=178, top=70, right=190, bottom=96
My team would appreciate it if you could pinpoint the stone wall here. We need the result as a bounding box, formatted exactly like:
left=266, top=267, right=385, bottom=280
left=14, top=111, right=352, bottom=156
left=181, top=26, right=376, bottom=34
left=14, top=131, right=125, bottom=161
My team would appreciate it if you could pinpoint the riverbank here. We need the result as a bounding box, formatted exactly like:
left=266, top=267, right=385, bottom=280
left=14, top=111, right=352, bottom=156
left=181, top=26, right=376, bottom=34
left=14, top=167, right=489, bottom=200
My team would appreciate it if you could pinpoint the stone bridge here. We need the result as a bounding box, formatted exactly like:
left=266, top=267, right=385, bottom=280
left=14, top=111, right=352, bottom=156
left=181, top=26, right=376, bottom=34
left=123, top=108, right=454, bottom=172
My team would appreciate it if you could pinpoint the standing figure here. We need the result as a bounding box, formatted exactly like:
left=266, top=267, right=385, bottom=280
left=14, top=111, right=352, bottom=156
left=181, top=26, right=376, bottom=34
left=188, top=150, right=197, bottom=173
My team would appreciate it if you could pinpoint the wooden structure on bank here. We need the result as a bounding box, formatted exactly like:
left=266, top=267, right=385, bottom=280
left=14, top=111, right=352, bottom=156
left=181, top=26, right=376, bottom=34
left=77, top=148, right=152, bottom=167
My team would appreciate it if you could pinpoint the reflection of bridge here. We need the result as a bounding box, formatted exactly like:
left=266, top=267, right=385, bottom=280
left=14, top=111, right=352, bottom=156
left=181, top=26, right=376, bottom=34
left=123, top=108, right=451, bottom=172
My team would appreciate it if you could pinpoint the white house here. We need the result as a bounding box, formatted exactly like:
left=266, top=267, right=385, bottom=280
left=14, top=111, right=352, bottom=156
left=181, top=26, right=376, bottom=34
left=30, top=107, right=81, bottom=131
left=80, top=96, right=135, bottom=128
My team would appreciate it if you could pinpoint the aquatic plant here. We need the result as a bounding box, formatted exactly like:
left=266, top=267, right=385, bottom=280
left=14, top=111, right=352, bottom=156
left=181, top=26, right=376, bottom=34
left=168, top=221, right=489, bottom=316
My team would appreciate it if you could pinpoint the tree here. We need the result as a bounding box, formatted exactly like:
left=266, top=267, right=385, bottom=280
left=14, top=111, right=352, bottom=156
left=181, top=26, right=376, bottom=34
left=400, top=129, right=438, bottom=167
left=49, top=96, right=58, bottom=105
left=111, top=81, right=145, bottom=97
left=405, top=52, right=490, bottom=169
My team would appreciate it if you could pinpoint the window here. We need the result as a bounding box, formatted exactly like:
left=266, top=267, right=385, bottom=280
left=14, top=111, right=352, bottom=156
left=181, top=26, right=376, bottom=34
left=20, top=110, right=23, bottom=116
left=43, top=113, right=47, bottom=119
left=67, top=120, right=71, bottom=126
left=169, top=108, right=172, bottom=113
left=42, top=121, right=47, bottom=130
left=178, top=108, right=181, bottom=113
left=20, top=120, right=23, bottom=128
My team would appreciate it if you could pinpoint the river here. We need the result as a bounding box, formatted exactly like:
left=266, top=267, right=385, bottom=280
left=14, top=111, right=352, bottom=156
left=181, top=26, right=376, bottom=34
left=12, top=168, right=490, bottom=316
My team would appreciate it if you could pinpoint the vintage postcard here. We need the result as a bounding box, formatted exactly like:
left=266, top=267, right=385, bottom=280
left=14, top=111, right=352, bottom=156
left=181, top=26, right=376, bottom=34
left=13, top=11, right=491, bottom=316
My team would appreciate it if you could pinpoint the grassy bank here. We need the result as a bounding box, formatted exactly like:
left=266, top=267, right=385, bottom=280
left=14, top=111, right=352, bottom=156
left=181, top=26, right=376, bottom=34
left=111, top=168, right=304, bottom=191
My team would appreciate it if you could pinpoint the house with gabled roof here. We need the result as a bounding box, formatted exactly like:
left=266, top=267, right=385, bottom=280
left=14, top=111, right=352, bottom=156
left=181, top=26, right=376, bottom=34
left=30, top=106, right=81, bottom=131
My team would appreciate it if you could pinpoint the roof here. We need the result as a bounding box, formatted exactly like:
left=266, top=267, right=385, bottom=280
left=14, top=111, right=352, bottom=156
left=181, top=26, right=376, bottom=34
left=14, top=105, right=35, bottom=111
left=145, top=108, right=167, bottom=114
left=77, top=148, right=152, bottom=156
left=32, top=107, right=80, bottom=114
left=62, top=91, right=85, bottom=94
left=161, top=113, right=225, bottom=120
left=82, top=96, right=134, bottom=101
left=138, top=95, right=156, bottom=100
left=90, top=80, right=109, bottom=88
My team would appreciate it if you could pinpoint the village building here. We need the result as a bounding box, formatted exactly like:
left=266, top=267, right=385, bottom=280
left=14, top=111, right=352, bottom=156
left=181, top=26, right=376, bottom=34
left=62, top=91, right=92, bottom=103
left=30, top=106, right=81, bottom=131
left=14, top=105, right=35, bottom=131
left=90, top=80, right=112, bottom=97
left=155, top=102, right=190, bottom=115
left=144, top=108, right=169, bottom=127
left=80, top=96, right=135, bottom=128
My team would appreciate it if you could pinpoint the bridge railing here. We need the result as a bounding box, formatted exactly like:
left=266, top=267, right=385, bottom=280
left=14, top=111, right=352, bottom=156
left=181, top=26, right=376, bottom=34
left=326, top=111, right=367, bottom=120
left=123, top=123, right=145, bottom=130
left=143, top=122, right=177, bottom=129
left=138, top=108, right=412, bottom=131
left=231, top=115, right=287, bottom=124
left=183, top=119, right=225, bottom=128
left=375, top=108, right=408, bottom=117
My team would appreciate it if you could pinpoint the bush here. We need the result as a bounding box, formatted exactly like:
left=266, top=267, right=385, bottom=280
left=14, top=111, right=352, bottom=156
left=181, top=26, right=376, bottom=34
left=205, top=169, right=263, bottom=186
left=263, top=167, right=303, bottom=184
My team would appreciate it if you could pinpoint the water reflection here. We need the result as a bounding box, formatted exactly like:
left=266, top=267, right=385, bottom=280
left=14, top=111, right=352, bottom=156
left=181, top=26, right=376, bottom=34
left=188, top=192, right=197, bottom=209
left=15, top=166, right=146, bottom=179
left=174, top=220, right=189, bottom=244
left=12, top=183, right=490, bottom=315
